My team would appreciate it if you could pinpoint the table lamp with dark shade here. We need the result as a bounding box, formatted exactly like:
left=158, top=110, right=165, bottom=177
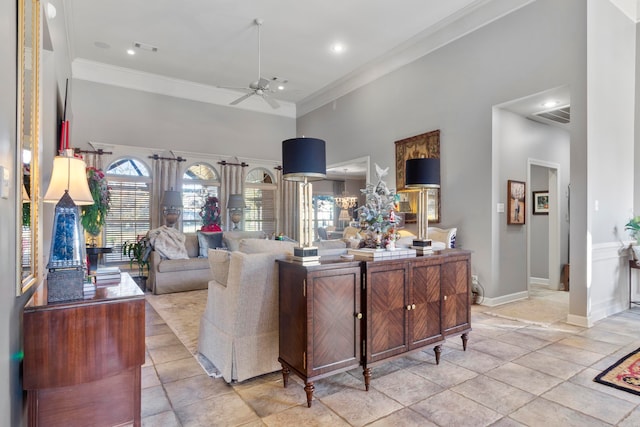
left=282, top=137, right=326, bottom=263
left=405, top=157, right=440, bottom=254
left=227, top=194, right=246, bottom=230
left=161, top=189, right=183, bottom=227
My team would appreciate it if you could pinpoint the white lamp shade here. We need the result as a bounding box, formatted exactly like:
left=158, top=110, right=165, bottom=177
left=43, top=156, right=94, bottom=205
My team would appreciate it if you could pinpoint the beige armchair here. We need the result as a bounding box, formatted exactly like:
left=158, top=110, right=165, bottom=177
left=198, top=240, right=295, bottom=383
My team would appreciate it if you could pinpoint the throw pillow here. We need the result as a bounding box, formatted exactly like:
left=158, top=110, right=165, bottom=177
left=208, top=249, right=231, bottom=285
left=197, top=231, right=224, bottom=257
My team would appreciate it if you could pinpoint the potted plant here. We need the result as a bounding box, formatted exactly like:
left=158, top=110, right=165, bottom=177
left=625, top=216, right=640, bottom=261
left=122, top=235, right=151, bottom=289
left=81, top=167, right=111, bottom=246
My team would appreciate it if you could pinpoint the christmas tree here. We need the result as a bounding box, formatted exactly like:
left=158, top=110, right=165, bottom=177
left=200, top=196, right=222, bottom=232
left=356, top=164, right=399, bottom=248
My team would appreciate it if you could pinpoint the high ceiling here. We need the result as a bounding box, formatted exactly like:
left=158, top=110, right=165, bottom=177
left=46, top=0, right=534, bottom=117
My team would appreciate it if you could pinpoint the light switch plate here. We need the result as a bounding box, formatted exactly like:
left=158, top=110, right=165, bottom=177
left=497, top=203, right=504, bottom=213
left=0, top=166, right=9, bottom=199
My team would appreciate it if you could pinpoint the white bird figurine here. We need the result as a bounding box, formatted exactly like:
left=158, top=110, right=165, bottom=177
left=375, top=163, right=389, bottom=179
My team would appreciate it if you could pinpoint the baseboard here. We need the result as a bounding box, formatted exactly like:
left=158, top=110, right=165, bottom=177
left=480, top=290, right=529, bottom=307
left=529, top=277, right=550, bottom=288
left=566, top=314, right=592, bottom=328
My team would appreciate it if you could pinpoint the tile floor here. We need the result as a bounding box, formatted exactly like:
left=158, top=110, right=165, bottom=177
left=141, top=294, right=640, bottom=426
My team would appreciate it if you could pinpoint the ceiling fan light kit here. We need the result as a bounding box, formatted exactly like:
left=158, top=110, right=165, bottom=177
left=226, top=18, right=280, bottom=109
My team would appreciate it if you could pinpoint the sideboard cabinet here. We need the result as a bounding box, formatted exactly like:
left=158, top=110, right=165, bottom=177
left=278, top=249, right=471, bottom=407
left=23, top=273, right=145, bottom=427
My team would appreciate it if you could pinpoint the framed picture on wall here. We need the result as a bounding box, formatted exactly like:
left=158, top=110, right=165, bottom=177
left=394, top=130, right=441, bottom=223
left=533, top=191, right=549, bottom=215
left=507, top=180, right=526, bottom=225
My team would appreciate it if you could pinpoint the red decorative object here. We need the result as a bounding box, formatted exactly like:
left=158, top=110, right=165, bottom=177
left=201, top=224, right=222, bottom=232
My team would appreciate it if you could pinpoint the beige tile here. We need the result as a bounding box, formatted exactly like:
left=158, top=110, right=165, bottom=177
left=235, top=378, right=309, bottom=418
left=512, top=351, right=586, bottom=380
left=142, top=410, right=181, bottom=427
left=176, top=392, right=260, bottom=427
left=156, top=356, right=206, bottom=384
left=619, top=407, right=640, bottom=427
left=557, top=334, right=622, bottom=355
left=452, top=375, right=535, bottom=415
left=509, top=397, right=610, bottom=427
left=367, top=407, right=438, bottom=427
left=578, top=326, right=638, bottom=345
left=537, top=342, right=605, bottom=366
left=320, top=387, right=403, bottom=426
left=311, top=371, right=367, bottom=398
left=410, top=390, right=502, bottom=426
left=489, top=417, right=527, bottom=427
left=444, top=348, right=506, bottom=373
left=471, top=338, right=531, bottom=361
left=145, top=332, right=183, bottom=349
left=486, top=362, right=563, bottom=395
left=145, top=322, right=172, bottom=337
left=542, top=381, right=637, bottom=424
left=141, top=385, right=172, bottom=418
left=410, top=360, right=478, bottom=388
left=372, top=369, right=443, bottom=406
left=147, top=342, right=192, bottom=364
left=164, top=374, right=234, bottom=408
left=261, top=400, right=350, bottom=427
left=516, top=325, right=574, bottom=342
left=141, top=365, right=160, bottom=389
left=492, top=330, right=553, bottom=351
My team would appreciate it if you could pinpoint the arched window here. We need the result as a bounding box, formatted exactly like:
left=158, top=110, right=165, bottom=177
left=104, top=157, right=152, bottom=263
left=182, top=163, right=220, bottom=233
left=244, top=168, right=276, bottom=234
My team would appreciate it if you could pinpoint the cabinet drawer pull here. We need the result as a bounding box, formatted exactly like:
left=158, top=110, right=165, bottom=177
left=444, top=295, right=448, bottom=301
left=356, top=313, right=363, bottom=319
left=406, top=305, right=412, bottom=311
left=412, top=304, right=416, bottom=310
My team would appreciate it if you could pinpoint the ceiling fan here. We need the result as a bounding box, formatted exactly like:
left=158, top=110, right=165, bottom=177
left=222, top=18, right=280, bottom=109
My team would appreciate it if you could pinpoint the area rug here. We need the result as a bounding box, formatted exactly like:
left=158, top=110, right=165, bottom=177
left=145, top=289, right=221, bottom=378
left=594, top=348, right=640, bottom=396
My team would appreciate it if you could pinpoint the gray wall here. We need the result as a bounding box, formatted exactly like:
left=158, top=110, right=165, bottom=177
left=298, top=0, right=586, bottom=301
left=531, top=165, right=550, bottom=278
left=70, top=80, right=295, bottom=161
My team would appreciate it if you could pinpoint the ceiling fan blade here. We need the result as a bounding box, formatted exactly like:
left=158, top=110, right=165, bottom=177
left=258, top=77, right=270, bottom=89
left=230, top=92, right=255, bottom=105
left=218, top=85, right=252, bottom=91
left=262, top=94, right=280, bottom=109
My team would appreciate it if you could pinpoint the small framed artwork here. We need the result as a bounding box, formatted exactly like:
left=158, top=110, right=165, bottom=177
left=507, top=180, right=526, bottom=225
left=532, top=191, right=549, bottom=215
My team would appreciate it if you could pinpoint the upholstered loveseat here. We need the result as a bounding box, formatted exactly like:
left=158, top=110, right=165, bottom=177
left=147, top=230, right=266, bottom=294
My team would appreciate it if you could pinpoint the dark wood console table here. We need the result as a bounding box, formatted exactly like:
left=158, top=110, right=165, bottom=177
left=278, top=249, right=471, bottom=407
left=23, top=273, right=145, bottom=427
left=629, top=260, right=640, bottom=309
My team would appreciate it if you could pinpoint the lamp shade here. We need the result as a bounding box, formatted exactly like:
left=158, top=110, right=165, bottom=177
left=227, top=194, right=246, bottom=209
left=405, top=158, right=440, bottom=188
left=282, top=137, right=326, bottom=182
left=161, top=190, right=183, bottom=209
left=43, top=155, right=94, bottom=205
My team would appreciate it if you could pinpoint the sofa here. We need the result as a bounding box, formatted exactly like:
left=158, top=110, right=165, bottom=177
left=147, top=230, right=267, bottom=294
left=198, top=238, right=296, bottom=383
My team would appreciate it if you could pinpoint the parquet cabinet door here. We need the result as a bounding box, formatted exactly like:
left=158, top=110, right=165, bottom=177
left=408, top=259, right=442, bottom=349
left=364, top=260, right=409, bottom=363
left=307, top=266, right=362, bottom=377
left=441, top=256, right=471, bottom=336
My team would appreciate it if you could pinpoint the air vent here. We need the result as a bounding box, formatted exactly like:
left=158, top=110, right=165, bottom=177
left=133, top=41, right=158, bottom=52
left=534, top=105, right=570, bottom=124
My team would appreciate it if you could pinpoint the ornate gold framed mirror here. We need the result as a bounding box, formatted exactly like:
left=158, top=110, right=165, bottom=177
left=17, top=0, right=40, bottom=295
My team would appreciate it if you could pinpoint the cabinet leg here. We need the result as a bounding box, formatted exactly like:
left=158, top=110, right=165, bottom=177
left=281, top=365, right=290, bottom=388
left=363, top=367, right=372, bottom=391
left=461, top=333, right=469, bottom=351
left=434, top=345, right=442, bottom=365
left=304, top=382, right=315, bottom=408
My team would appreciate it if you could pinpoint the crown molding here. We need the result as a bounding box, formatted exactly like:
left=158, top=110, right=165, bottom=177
left=72, top=59, right=297, bottom=119
left=296, top=0, right=534, bottom=117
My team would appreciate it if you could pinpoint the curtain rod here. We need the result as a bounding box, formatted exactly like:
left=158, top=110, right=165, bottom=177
left=74, top=148, right=113, bottom=155
left=218, top=160, right=249, bottom=167
left=149, top=154, right=187, bottom=162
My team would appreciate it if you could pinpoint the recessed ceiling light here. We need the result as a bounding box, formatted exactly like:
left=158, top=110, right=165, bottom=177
left=331, top=43, right=345, bottom=53
left=542, top=100, right=559, bottom=108
left=127, top=49, right=135, bottom=55
left=277, top=85, right=285, bottom=91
